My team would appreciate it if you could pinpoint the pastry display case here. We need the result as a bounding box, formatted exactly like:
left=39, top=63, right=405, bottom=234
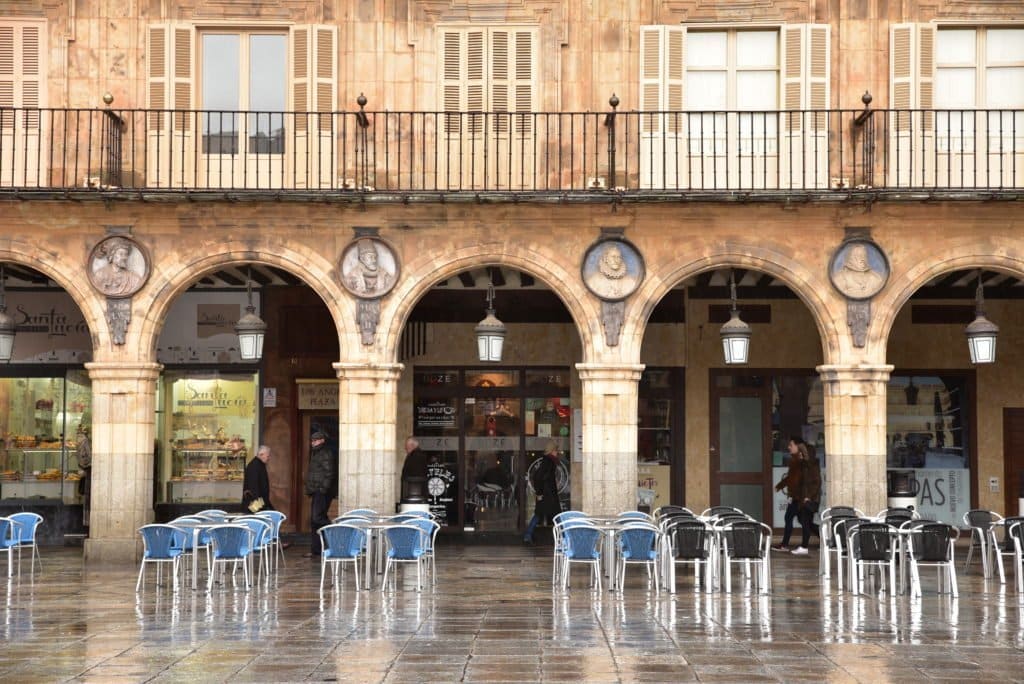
left=0, top=372, right=91, bottom=503
left=158, top=371, right=258, bottom=504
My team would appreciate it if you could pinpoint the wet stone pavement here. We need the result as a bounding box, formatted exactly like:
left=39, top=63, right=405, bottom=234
left=1, top=543, right=1023, bottom=683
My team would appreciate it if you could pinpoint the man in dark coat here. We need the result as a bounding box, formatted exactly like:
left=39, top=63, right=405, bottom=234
left=401, top=436, right=429, bottom=500
left=242, top=445, right=274, bottom=511
left=304, top=431, right=336, bottom=557
left=523, top=440, right=563, bottom=544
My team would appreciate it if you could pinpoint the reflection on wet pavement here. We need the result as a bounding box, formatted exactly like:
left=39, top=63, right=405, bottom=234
left=0, top=544, right=1022, bottom=683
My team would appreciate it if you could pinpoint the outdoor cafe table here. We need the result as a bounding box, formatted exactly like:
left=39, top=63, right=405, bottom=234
left=585, top=517, right=632, bottom=591
left=171, top=516, right=249, bottom=590
left=338, top=518, right=401, bottom=590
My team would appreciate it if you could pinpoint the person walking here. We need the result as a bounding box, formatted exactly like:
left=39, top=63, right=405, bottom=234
left=304, top=431, right=336, bottom=558
left=242, top=445, right=274, bottom=512
left=774, top=436, right=806, bottom=553
left=523, top=440, right=562, bottom=544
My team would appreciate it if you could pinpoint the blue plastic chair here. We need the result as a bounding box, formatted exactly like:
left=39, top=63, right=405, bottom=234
left=402, top=517, right=441, bottom=585
left=233, top=517, right=272, bottom=579
left=319, top=523, right=368, bottom=593
left=560, top=524, right=603, bottom=591
left=196, top=509, right=228, bottom=516
left=617, top=523, right=661, bottom=592
left=551, top=513, right=591, bottom=585
left=256, top=510, right=287, bottom=570
left=381, top=524, right=428, bottom=592
left=617, top=511, right=653, bottom=521
left=206, top=525, right=254, bottom=591
left=0, top=517, right=19, bottom=578
left=9, top=512, right=43, bottom=573
left=137, top=524, right=188, bottom=592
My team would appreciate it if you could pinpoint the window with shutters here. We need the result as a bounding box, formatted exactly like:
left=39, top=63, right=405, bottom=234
left=935, top=27, right=1024, bottom=153
left=437, top=26, right=538, bottom=189
left=439, top=27, right=537, bottom=135
left=0, top=19, right=46, bottom=187
left=147, top=23, right=336, bottom=189
left=686, top=30, right=779, bottom=155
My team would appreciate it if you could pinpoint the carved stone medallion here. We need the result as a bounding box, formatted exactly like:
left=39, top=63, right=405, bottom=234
left=581, top=239, right=645, bottom=302
left=88, top=235, right=150, bottom=298
left=829, top=238, right=889, bottom=301
left=339, top=237, right=399, bottom=299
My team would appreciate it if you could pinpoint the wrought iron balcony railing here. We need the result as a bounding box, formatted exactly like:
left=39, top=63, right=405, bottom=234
left=1, top=104, right=1021, bottom=198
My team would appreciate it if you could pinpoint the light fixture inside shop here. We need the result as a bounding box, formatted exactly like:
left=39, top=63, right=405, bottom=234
left=0, top=264, right=15, bottom=362
left=475, top=281, right=507, bottom=363
left=720, top=270, right=752, bottom=365
left=235, top=267, right=267, bottom=361
left=965, top=273, right=998, bottom=364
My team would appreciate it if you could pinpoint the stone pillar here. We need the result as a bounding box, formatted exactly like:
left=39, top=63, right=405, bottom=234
left=83, top=362, right=162, bottom=564
left=576, top=363, right=644, bottom=515
left=817, top=364, right=893, bottom=516
left=334, top=362, right=404, bottom=514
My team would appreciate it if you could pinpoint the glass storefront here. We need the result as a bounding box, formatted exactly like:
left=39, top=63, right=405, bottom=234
left=0, top=370, right=92, bottom=502
left=637, top=368, right=683, bottom=511
left=412, top=367, right=571, bottom=531
left=887, top=373, right=971, bottom=525
left=157, top=370, right=259, bottom=504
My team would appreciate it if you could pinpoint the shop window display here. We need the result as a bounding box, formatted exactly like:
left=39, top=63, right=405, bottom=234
left=0, top=371, right=92, bottom=502
left=159, top=371, right=258, bottom=503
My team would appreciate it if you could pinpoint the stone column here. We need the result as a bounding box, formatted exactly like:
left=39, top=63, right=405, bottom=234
left=334, top=362, right=404, bottom=514
left=576, top=363, right=645, bottom=515
left=83, top=362, right=162, bottom=564
left=817, top=364, right=893, bottom=516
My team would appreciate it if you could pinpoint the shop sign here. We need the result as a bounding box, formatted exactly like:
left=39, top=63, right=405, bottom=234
left=173, top=378, right=252, bottom=410
left=637, top=464, right=671, bottom=511
left=426, top=463, right=457, bottom=526
left=197, top=304, right=240, bottom=338
left=7, top=291, right=92, bottom=363
left=415, top=400, right=456, bottom=429
left=297, top=382, right=338, bottom=410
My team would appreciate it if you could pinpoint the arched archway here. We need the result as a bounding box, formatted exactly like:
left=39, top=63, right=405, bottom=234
left=624, top=245, right=842, bottom=522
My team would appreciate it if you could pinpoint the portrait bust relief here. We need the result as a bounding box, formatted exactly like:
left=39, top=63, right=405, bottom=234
left=830, top=239, right=889, bottom=300
left=339, top=237, right=399, bottom=298
left=88, top=236, right=149, bottom=298
left=582, top=239, right=645, bottom=301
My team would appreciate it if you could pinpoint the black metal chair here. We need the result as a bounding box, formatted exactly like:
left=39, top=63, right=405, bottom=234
left=906, top=522, right=959, bottom=597
left=719, top=520, right=772, bottom=594
left=848, top=522, right=898, bottom=596
left=664, top=518, right=715, bottom=593
left=962, top=509, right=1001, bottom=577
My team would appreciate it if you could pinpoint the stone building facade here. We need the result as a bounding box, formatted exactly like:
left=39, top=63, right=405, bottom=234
left=0, top=1, right=1021, bottom=562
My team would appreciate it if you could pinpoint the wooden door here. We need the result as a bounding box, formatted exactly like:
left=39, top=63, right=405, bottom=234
left=294, top=413, right=339, bottom=533
left=710, top=380, right=771, bottom=522
left=1002, top=408, right=1024, bottom=516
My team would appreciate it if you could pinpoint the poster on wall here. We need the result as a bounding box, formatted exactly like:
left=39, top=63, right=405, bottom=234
left=156, top=291, right=256, bottom=364
left=910, top=468, right=970, bottom=525
left=425, top=462, right=457, bottom=526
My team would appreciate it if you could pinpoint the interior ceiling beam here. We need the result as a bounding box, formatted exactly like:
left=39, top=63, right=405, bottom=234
left=266, top=266, right=303, bottom=286
left=214, top=270, right=245, bottom=287
left=458, top=272, right=476, bottom=288
left=756, top=273, right=774, bottom=287
left=520, top=273, right=535, bottom=287
left=246, top=267, right=273, bottom=286
left=488, top=266, right=506, bottom=288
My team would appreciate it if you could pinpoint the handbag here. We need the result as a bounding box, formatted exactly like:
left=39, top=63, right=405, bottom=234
left=247, top=497, right=265, bottom=513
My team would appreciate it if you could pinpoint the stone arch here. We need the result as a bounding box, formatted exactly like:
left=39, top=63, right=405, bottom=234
left=625, top=244, right=842, bottom=364
left=0, top=239, right=108, bottom=349
left=874, top=240, right=1024, bottom=351
left=133, top=241, right=354, bottom=362
left=379, top=244, right=599, bottom=364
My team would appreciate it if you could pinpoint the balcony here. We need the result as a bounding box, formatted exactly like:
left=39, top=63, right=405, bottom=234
left=1, top=103, right=1021, bottom=202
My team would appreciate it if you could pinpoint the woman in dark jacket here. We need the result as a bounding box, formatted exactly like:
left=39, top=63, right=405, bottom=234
left=523, top=440, right=563, bottom=544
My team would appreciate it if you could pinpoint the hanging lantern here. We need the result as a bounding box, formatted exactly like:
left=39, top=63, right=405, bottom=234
left=235, top=268, right=267, bottom=361
left=720, top=271, right=751, bottom=365
left=965, top=274, right=998, bottom=364
left=475, top=282, right=506, bottom=362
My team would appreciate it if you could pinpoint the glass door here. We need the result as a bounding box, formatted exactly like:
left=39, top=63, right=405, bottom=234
left=463, top=396, right=521, bottom=531
left=200, top=32, right=287, bottom=188
left=712, top=374, right=770, bottom=521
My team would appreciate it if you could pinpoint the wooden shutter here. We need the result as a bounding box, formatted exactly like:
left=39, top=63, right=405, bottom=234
left=291, top=26, right=310, bottom=131
left=512, top=29, right=534, bottom=134
left=314, top=26, right=336, bottom=128
left=466, top=29, right=485, bottom=134
left=917, top=24, right=935, bottom=129
left=891, top=23, right=915, bottom=131
left=807, top=24, right=830, bottom=131
left=146, top=24, right=168, bottom=129
left=665, top=27, right=685, bottom=133
left=1, top=20, right=46, bottom=129
left=440, top=29, right=465, bottom=133
left=172, top=26, right=193, bottom=131
left=781, top=25, right=804, bottom=132
left=490, top=29, right=510, bottom=132
left=640, top=26, right=663, bottom=132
